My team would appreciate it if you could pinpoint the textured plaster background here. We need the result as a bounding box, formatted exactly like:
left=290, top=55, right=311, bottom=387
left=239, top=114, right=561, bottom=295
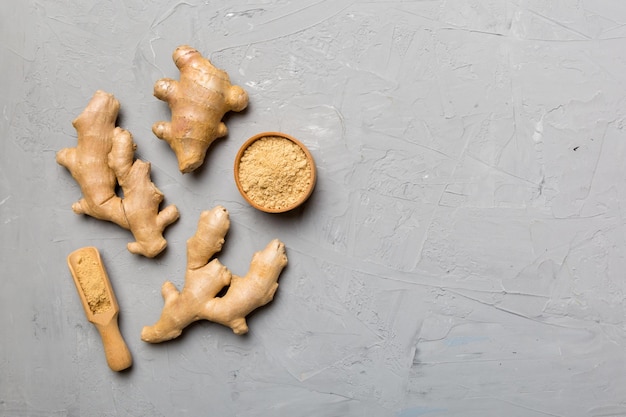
left=2, top=0, right=626, bottom=416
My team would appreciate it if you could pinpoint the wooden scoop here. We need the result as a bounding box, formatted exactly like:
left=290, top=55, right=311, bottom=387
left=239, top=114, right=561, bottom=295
left=67, top=247, right=132, bottom=371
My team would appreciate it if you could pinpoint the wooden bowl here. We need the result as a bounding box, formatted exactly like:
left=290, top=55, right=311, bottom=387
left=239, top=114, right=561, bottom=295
left=234, top=132, right=316, bottom=213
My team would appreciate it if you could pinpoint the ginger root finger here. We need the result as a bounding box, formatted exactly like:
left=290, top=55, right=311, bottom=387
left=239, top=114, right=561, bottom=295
left=187, top=206, right=230, bottom=269
left=203, top=239, right=288, bottom=335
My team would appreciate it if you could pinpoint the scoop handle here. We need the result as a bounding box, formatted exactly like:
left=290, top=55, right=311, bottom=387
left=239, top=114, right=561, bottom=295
left=94, top=317, right=132, bottom=371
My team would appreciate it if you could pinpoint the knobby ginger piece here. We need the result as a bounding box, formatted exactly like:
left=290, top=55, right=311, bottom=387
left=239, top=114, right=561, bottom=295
left=152, top=45, right=249, bottom=173
left=56, top=90, right=179, bottom=257
left=141, top=206, right=288, bottom=342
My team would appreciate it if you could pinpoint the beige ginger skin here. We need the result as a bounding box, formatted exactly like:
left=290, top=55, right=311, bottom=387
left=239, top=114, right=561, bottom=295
left=141, top=206, right=288, bottom=342
left=56, top=90, right=179, bottom=257
left=153, top=45, right=249, bottom=173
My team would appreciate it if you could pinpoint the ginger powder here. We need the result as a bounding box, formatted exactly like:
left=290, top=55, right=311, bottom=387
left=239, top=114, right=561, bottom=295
left=236, top=134, right=315, bottom=212
left=74, top=252, right=112, bottom=314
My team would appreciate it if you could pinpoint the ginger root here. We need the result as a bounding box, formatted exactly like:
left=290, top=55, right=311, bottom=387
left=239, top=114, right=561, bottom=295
left=56, top=90, right=179, bottom=258
left=141, top=206, right=287, bottom=342
left=153, top=45, right=249, bottom=173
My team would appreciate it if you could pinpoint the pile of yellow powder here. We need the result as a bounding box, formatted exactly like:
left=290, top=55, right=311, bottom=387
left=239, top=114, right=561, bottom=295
left=75, top=253, right=112, bottom=314
left=238, top=136, right=312, bottom=211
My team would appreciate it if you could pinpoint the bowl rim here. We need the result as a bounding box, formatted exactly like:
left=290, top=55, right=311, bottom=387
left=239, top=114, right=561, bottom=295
left=234, top=131, right=317, bottom=213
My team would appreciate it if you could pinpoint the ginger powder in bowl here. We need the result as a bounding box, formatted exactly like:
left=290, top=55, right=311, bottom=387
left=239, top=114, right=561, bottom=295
left=235, top=132, right=316, bottom=213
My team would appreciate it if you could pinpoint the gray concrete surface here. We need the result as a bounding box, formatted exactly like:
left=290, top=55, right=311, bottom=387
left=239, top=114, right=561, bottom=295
left=2, top=1, right=626, bottom=416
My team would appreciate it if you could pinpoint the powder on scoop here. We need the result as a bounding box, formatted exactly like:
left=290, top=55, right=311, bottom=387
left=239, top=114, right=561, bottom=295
left=74, top=252, right=112, bottom=314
